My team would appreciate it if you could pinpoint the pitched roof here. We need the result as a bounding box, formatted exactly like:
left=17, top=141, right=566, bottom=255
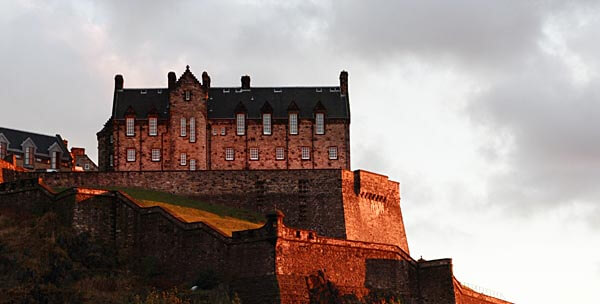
left=113, top=88, right=169, bottom=119
left=0, top=127, right=71, bottom=160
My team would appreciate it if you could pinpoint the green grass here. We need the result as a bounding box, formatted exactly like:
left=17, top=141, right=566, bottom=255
left=55, top=186, right=264, bottom=224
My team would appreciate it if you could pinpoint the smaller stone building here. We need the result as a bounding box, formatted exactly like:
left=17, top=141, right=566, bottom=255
left=70, top=147, right=98, bottom=171
left=0, top=127, right=71, bottom=171
left=97, top=66, right=351, bottom=171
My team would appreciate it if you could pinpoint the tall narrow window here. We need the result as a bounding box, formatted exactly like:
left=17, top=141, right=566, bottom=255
left=315, top=113, right=325, bottom=135
left=109, top=154, right=113, bottom=167
left=127, top=149, right=135, bottom=162
left=185, top=90, right=191, bottom=101
left=151, top=149, right=161, bottom=162
left=236, top=113, right=245, bottom=135
left=149, top=117, right=157, bottom=136
left=0, top=142, right=6, bottom=159
left=276, top=147, right=285, bottom=160
left=126, top=118, right=135, bottom=136
left=51, top=151, right=59, bottom=169
left=180, top=153, right=187, bottom=166
left=263, top=113, right=271, bottom=135
left=301, top=146, right=310, bottom=160
left=190, top=117, right=196, bottom=142
left=289, top=113, right=298, bottom=135
left=189, top=159, right=196, bottom=171
left=180, top=118, right=187, bottom=136
left=221, top=127, right=226, bottom=136
left=328, top=146, right=338, bottom=160
left=109, top=135, right=113, bottom=144
left=24, top=147, right=34, bottom=166
left=225, top=148, right=234, bottom=161
left=249, top=148, right=259, bottom=160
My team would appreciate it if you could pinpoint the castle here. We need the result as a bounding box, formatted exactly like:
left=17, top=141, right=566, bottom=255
left=97, top=66, right=349, bottom=172
left=0, top=67, right=512, bottom=304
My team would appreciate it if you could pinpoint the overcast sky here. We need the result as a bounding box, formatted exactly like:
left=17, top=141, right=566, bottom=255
left=2, top=1, right=599, bottom=303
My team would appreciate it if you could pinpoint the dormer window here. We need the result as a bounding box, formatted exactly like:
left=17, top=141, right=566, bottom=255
left=24, top=146, right=34, bottom=166
left=149, top=117, right=157, bottom=136
left=289, top=113, right=298, bottom=135
left=0, top=141, right=6, bottom=159
left=263, top=113, right=272, bottom=135
left=51, top=151, right=60, bottom=169
left=236, top=113, right=245, bottom=135
left=315, top=113, right=325, bottom=135
left=184, top=90, right=191, bottom=101
left=126, top=118, right=135, bottom=136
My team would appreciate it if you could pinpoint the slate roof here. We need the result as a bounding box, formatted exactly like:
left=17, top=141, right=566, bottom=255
left=112, top=87, right=349, bottom=120
left=0, top=127, right=71, bottom=160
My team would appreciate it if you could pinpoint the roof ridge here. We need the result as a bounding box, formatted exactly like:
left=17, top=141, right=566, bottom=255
left=0, top=127, right=60, bottom=139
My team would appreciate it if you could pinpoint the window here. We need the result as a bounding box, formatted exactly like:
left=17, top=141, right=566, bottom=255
left=249, top=148, right=259, bottom=160
left=149, top=117, right=157, bottom=136
left=329, top=146, right=338, bottom=160
left=0, top=142, right=6, bottom=159
left=127, top=149, right=135, bottom=162
left=236, top=113, right=245, bottom=135
left=151, top=149, right=161, bottom=162
left=180, top=153, right=187, bottom=166
left=109, top=155, right=113, bottom=167
left=289, top=113, right=298, bottom=135
left=212, top=128, right=217, bottom=136
left=221, top=127, right=226, bottom=136
left=51, top=151, right=59, bottom=169
left=225, top=148, right=234, bottom=161
left=301, top=147, right=310, bottom=160
left=315, top=113, right=325, bottom=135
left=190, top=117, right=196, bottom=142
left=184, top=90, right=191, bottom=101
left=189, top=159, right=196, bottom=171
left=126, top=118, right=135, bottom=136
left=24, top=147, right=34, bottom=166
left=276, top=147, right=285, bottom=160
left=84, top=163, right=90, bottom=170
left=109, top=135, right=113, bottom=144
left=180, top=117, right=186, bottom=136
left=262, top=113, right=271, bottom=135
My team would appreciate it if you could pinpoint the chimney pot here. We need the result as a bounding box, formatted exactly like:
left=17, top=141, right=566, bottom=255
left=114, top=74, right=124, bottom=90
left=168, top=71, right=177, bottom=89
left=241, top=75, right=251, bottom=89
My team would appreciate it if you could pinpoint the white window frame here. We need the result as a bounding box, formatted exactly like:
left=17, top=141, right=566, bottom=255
left=180, top=153, right=187, bottom=166
left=185, top=90, right=191, bottom=101
left=315, top=113, right=325, bottom=135
left=221, top=127, right=226, bottom=136
left=289, top=113, right=298, bottom=135
left=127, top=148, right=136, bottom=162
left=236, top=113, right=245, bottom=135
left=189, top=159, right=196, bottom=171
left=225, top=148, right=234, bottom=161
left=276, top=147, right=285, bottom=160
left=190, top=117, right=196, bottom=143
left=24, top=146, right=34, bottom=166
left=180, top=117, right=186, bottom=137
left=151, top=149, right=161, bottom=162
left=51, top=151, right=58, bottom=169
left=109, top=154, right=113, bottom=167
left=328, top=146, right=338, bottom=160
left=212, top=128, right=217, bottom=136
left=126, top=118, right=135, bottom=136
left=301, top=146, right=310, bottom=160
left=249, top=148, right=259, bottom=160
left=149, top=117, right=157, bottom=136
left=262, top=113, right=271, bottom=135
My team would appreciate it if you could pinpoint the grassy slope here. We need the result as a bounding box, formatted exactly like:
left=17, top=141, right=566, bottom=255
left=60, top=186, right=264, bottom=237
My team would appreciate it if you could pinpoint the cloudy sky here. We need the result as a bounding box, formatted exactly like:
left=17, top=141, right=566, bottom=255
left=2, top=0, right=599, bottom=302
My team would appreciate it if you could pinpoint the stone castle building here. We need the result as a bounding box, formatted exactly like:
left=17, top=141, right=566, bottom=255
left=97, top=66, right=350, bottom=171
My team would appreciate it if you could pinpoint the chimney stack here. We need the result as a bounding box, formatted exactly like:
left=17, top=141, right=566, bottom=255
left=168, top=71, right=177, bottom=89
left=241, top=75, right=251, bottom=90
left=202, top=71, right=211, bottom=90
left=114, top=74, right=124, bottom=91
left=339, top=70, right=348, bottom=96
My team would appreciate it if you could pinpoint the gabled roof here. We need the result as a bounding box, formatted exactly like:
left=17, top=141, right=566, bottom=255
left=113, top=88, right=169, bottom=119
left=0, top=127, right=71, bottom=160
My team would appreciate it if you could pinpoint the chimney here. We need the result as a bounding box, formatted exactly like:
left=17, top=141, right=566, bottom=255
left=241, top=75, right=251, bottom=90
left=168, top=71, right=177, bottom=89
left=339, top=70, right=348, bottom=96
left=70, top=147, right=85, bottom=156
left=62, top=139, right=68, bottom=149
left=114, top=74, right=124, bottom=91
left=202, top=71, right=211, bottom=90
